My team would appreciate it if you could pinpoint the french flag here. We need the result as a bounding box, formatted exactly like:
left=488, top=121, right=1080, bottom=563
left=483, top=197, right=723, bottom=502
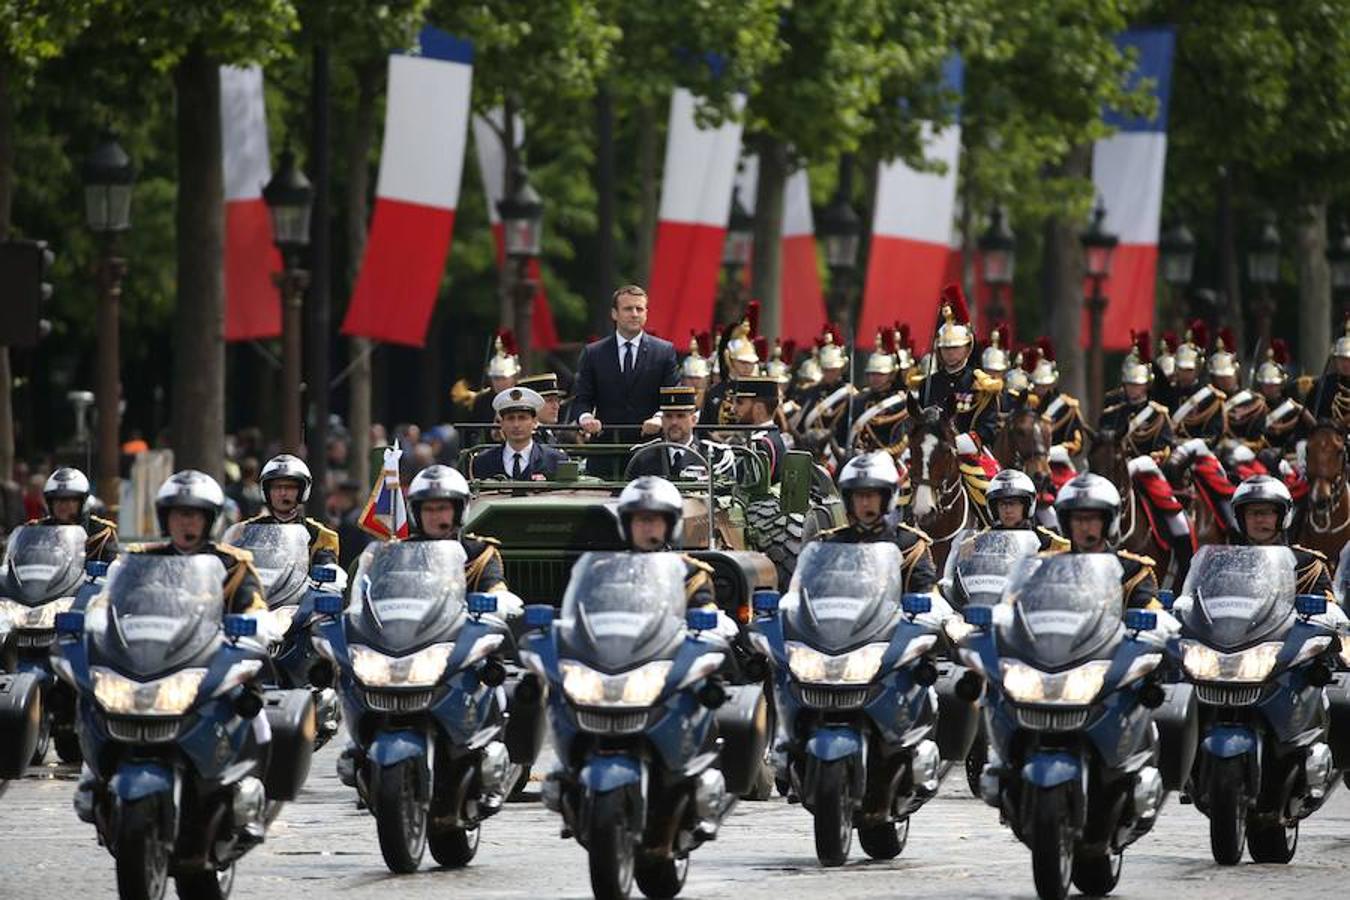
left=858, top=56, right=964, bottom=349
left=646, top=88, right=745, bottom=339
left=1088, top=27, right=1176, bottom=350
left=358, top=442, right=410, bottom=540
left=343, top=28, right=473, bottom=347
left=733, top=157, right=826, bottom=344
left=220, top=65, right=282, bottom=341
left=470, top=110, right=558, bottom=350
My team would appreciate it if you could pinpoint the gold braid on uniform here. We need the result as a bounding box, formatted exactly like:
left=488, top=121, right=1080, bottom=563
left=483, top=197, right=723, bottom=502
left=463, top=533, right=503, bottom=592
left=1332, top=385, right=1350, bottom=429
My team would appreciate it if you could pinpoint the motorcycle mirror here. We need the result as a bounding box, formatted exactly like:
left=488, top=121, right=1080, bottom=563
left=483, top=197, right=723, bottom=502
left=467, top=592, right=499, bottom=616
left=686, top=609, right=718, bottom=632
left=314, top=594, right=344, bottom=616
left=523, top=604, right=555, bottom=629
left=55, top=611, right=85, bottom=636
left=963, top=605, right=993, bottom=628
left=1156, top=589, right=1175, bottom=610
left=223, top=614, right=258, bottom=640
left=1296, top=594, right=1328, bottom=618
left=1124, top=609, right=1157, bottom=633
left=902, top=593, right=933, bottom=616
left=310, top=565, right=337, bottom=584
left=84, top=560, right=109, bottom=579
left=752, top=590, right=781, bottom=615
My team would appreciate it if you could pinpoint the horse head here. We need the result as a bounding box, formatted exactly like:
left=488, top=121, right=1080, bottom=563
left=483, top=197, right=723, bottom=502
left=1305, top=422, right=1347, bottom=507
left=906, top=403, right=959, bottom=524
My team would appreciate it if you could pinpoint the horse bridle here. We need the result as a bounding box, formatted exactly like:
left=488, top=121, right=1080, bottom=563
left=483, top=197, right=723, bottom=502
left=1306, top=430, right=1349, bottom=533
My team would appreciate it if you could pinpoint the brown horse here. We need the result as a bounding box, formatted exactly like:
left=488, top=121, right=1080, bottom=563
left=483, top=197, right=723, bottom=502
left=905, top=403, right=981, bottom=573
left=1086, top=429, right=1174, bottom=585
left=1294, top=423, right=1350, bottom=562
left=992, top=405, right=1055, bottom=519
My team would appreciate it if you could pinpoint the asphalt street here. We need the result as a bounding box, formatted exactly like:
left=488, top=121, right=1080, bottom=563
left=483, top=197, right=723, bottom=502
left=6, top=740, right=1350, bottom=899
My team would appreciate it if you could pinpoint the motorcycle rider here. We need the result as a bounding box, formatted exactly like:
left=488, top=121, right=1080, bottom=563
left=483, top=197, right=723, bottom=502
left=984, top=469, right=1069, bottom=552
left=820, top=451, right=937, bottom=594
left=241, top=454, right=341, bottom=578
left=404, top=464, right=516, bottom=601
left=1229, top=474, right=1335, bottom=601
left=614, top=475, right=716, bottom=610
left=31, top=466, right=118, bottom=563
left=1052, top=473, right=1161, bottom=610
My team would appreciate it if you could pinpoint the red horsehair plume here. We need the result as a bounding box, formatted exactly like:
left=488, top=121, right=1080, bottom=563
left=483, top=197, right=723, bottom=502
left=1160, top=331, right=1178, bottom=353
left=753, top=335, right=769, bottom=361
left=1130, top=329, right=1152, bottom=363
left=1186, top=319, right=1208, bottom=351
left=940, top=283, right=970, bottom=325
left=745, top=300, right=761, bottom=336
left=695, top=330, right=713, bottom=358
left=1217, top=327, right=1235, bottom=353
left=1271, top=338, right=1290, bottom=365
left=1035, top=336, right=1056, bottom=362
left=781, top=340, right=797, bottom=364
left=497, top=328, right=518, bottom=356
left=1021, top=345, right=1041, bottom=372
left=878, top=327, right=896, bottom=354
left=897, top=323, right=913, bottom=353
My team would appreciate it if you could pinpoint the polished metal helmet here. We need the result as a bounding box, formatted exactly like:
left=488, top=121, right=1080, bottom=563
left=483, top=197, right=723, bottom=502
left=682, top=335, right=711, bottom=380
left=1206, top=335, right=1238, bottom=379
left=1254, top=351, right=1286, bottom=387
left=155, top=470, right=225, bottom=536
left=1232, top=474, right=1294, bottom=533
left=616, top=476, right=685, bottom=546
left=1053, top=473, right=1122, bottom=543
left=1336, top=319, right=1350, bottom=359
left=817, top=333, right=847, bottom=370
left=1156, top=337, right=1177, bottom=378
left=1004, top=365, right=1031, bottom=395
left=407, top=464, right=471, bottom=533
left=486, top=334, right=521, bottom=380
left=986, top=469, right=1038, bottom=519
left=766, top=343, right=792, bottom=384
left=796, top=353, right=823, bottom=388
left=44, top=467, right=91, bottom=508
left=837, top=451, right=901, bottom=513
left=864, top=332, right=898, bottom=376
left=260, top=453, right=313, bottom=504
left=981, top=329, right=1010, bottom=374
left=936, top=316, right=973, bottom=350
left=1120, top=352, right=1153, bottom=386
left=1174, top=329, right=1203, bottom=372
left=1030, top=356, right=1058, bottom=387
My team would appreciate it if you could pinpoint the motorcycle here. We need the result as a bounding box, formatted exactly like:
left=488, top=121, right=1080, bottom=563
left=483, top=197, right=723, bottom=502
left=1169, top=544, right=1346, bottom=865
left=313, top=539, right=522, bottom=874
left=51, top=553, right=314, bottom=900
left=222, top=522, right=342, bottom=747
left=750, top=541, right=958, bottom=867
left=0, top=524, right=94, bottom=764
left=520, top=551, right=758, bottom=899
left=957, top=553, right=1169, bottom=900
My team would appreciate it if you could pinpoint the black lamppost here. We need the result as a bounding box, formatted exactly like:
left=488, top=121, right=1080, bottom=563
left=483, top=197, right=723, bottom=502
left=498, top=161, right=543, bottom=366
left=977, top=206, right=1015, bottom=327
left=1327, top=218, right=1350, bottom=325
left=1080, top=200, right=1118, bottom=418
left=1158, top=218, right=1195, bottom=329
left=1246, top=212, right=1281, bottom=351
left=263, top=149, right=314, bottom=452
left=716, top=186, right=754, bottom=325
left=82, top=134, right=134, bottom=506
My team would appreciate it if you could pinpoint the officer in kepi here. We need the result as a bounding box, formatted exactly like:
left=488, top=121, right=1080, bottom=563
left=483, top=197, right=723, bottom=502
left=821, top=451, right=937, bottom=594
left=628, top=385, right=732, bottom=479
left=984, top=469, right=1069, bottom=552
left=733, top=376, right=788, bottom=482
left=1052, top=473, right=1161, bottom=610
left=242, top=454, right=342, bottom=582
left=1229, top=474, right=1335, bottom=601
left=31, top=466, right=118, bottom=563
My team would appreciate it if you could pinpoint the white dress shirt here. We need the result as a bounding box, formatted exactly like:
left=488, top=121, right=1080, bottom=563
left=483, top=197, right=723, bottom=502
left=501, top=441, right=535, bottom=478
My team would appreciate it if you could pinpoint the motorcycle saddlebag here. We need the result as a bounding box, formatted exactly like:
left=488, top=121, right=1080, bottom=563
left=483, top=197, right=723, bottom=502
left=714, top=682, right=770, bottom=796
left=934, top=663, right=980, bottom=762
left=0, top=672, right=41, bottom=778
left=503, top=671, right=547, bottom=765
left=262, top=688, right=316, bottom=801
left=1154, top=682, right=1199, bottom=792
left=1325, top=672, right=1350, bottom=770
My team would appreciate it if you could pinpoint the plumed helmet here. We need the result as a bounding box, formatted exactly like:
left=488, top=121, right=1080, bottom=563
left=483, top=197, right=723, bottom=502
left=1053, top=473, right=1122, bottom=543
left=1255, top=340, right=1289, bottom=387
left=616, top=476, right=685, bottom=546
left=865, top=330, right=898, bottom=376
left=155, top=470, right=225, bottom=536
left=935, top=283, right=973, bottom=350
left=817, top=326, right=847, bottom=370
left=1206, top=329, right=1238, bottom=378
left=1175, top=321, right=1206, bottom=372
left=44, top=467, right=91, bottom=509
left=1030, top=338, right=1058, bottom=386
left=406, top=465, right=471, bottom=533
left=1156, top=333, right=1178, bottom=378
left=260, top=453, right=313, bottom=504
left=981, top=327, right=1010, bottom=374
left=796, top=353, right=823, bottom=387
left=1232, top=474, right=1294, bottom=534
left=682, top=333, right=711, bottom=380
left=766, top=340, right=793, bottom=384
left=1120, top=351, right=1153, bottom=386
left=837, top=451, right=901, bottom=513
left=487, top=330, right=521, bottom=379
left=986, top=469, right=1038, bottom=519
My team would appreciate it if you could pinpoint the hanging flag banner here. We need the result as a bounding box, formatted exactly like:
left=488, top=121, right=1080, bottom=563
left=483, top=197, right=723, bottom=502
left=343, top=27, right=473, bottom=347
left=1088, top=27, right=1176, bottom=350
left=358, top=441, right=410, bottom=540
left=858, top=56, right=964, bottom=350
left=471, top=109, right=558, bottom=350
left=646, top=88, right=745, bottom=339
left=220, top=65, right=282, bottom=342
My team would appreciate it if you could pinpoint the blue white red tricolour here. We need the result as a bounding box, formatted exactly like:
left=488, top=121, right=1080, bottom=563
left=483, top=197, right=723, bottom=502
left=358, top=442, right=410, bottom=540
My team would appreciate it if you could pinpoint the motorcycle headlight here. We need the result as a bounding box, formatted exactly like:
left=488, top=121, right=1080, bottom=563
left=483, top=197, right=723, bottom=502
left=0, top=597, right=73, bottom=629
left=786, top=641, right=890, bottom=685
left=560, top=659, right=672, bottom=707
left=1181, top=640, right=1281, bottom=683
left=1000, top=659, right=1110, bottom=705
left=92, top=666, right=207, bottom=716
left=350, top=642, right=453, bottom=687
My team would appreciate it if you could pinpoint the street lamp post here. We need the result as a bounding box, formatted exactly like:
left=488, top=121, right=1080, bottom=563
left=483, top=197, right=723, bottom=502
left=816, top=158, right=862, bottom=333
left=1327, top=218, right=1350, bottom=325
left=1080, top=201, right=1119, bottom=418
left=498, top=162, right=543, bottom=369
left=717, top=186, right=754, bottom=325
left=82, top=134, right=134, bottom=507
left=977, top=206, right=1015, bottom=328
left=1246, top=213, right=1281, bottom=352
left=1158, top=218, right=1196, bottom=330
left=263, top=149, right=314, bottom=453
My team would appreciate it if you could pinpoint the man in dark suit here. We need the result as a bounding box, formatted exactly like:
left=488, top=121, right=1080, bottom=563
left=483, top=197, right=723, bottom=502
left=628, top=386, right=733, bottom=479
left=572, top=285, right=680, bottom=440
left=469, top=387, right=569, bottom=480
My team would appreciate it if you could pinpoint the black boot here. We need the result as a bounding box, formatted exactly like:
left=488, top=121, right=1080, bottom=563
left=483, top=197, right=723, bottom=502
left=1168, top=534, right=1194, bottom=590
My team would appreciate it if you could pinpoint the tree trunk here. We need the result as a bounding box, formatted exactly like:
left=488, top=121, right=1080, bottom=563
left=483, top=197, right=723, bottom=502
left=1215, top=167, right=1245, bottom=355
left=345, top=60, right=381, bottom=491
left=307, top=41, right=332, bottom=518
left=0, top=61, right=15, bottom=486
left=750, top=137, right=787, bottom=341
left=593, top=84, right=616, bottom=332
left=1296, top=198, right=1331, bottom=374
left=635, top=102, right=660, bottom=285
left=1044, top=145, right=1092, bottom=416
left=170, top=45, right=226, bottom=481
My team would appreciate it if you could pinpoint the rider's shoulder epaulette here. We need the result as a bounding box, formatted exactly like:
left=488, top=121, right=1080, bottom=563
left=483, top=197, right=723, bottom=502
left=212, top=543, right=254, bottom=565
left=681, top=554, right=715, bottom=575
left=972, top=369, right=1004, bottom=394
left=89, top=514, right=118, bottom=532
left=306, top=517, right=340, bottom=552
left=1117, top=549, right=1157, bottom=568
left=1037, top=527, right=1071, bottom=552
left=1291, top=544, right=1329, bottom=563
left=462, top=531, right=501, bottom=548
left=819, top=525, right=850, bottom=539
left=896, top=522, right=933, bottom=545
left=127, top=541, right=170, bottom=553
left=1148, top=401, right=1170, bottom=415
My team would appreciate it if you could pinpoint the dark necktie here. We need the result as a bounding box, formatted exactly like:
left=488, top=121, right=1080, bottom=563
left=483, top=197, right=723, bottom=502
left=511, top=451, right=524, bottom=480
left=623, top=341, right=634, bottom=375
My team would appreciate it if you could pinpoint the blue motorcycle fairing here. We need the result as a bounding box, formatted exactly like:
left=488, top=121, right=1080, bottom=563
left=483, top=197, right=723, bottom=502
left=959, top=628, right=1001, bottom=681
left=861, top=669, right=933, bottom=746
left=806, top=726, right=863, bottom=762
left=111, top=761, right=176, bottom=803
left=368, top=729, right=428, bottom=768
left=664, top=634, right=729, bottom=699
left=440, top=616, right=508, bottom=679
left=15, top=656, right=53, bottom=683
left=429, top=669, right=502, bottom=747
left=645, top=688, right=715, bottom=773
left=1274, top=619, right=1337, bottom=673
left=748, top=614, right=788, bottom=667
left=1100, top=636, right=1162, bottom=699
left=1201, top=725, right=1257, bottom=759
left=877, top=618, right=936, bottom=673
left=579, top=753, right=644, bottom=793
left=178, top=694, right=258, bottom=780
left=1021, top=752, right=1082, bottom=788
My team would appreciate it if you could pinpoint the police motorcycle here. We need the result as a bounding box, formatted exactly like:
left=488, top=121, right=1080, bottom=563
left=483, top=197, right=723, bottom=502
left=750, top=541, right=956, bottom=867
left=520, top=552, right=759, bottom=900
left=956, top=554, right=1170, bottom=900
left=50, top=553, right=315, bottom=900
left=0, top=524, right=95, bottom=764
left=312, top=539, right=522, bottom=874
left=939, top=528, right=1044, bottom=796
left=1169, top=544, right=1348, bottom=865
left=222, top=522, right=342, bottom=747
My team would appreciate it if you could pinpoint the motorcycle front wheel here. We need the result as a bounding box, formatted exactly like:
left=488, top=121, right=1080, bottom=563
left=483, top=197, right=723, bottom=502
left=1070, top=847, right=1122, bottom=897
left=174, top=863, right=235, bottom=900
left=634, top=854, right=688, bottom=899
left=115, top=799, right=171, bottom=900
left=587, top=791, right=636, bottom=900
left=428, top=821, right=480, bottom=868
left=858, top=818, right=908, bottom=860
left=1029, top=785, right=1074, bottom=900
left=1247, top=817, right=1297, bottom=864
left=1207, top=757, right=1248, bottom=866
left=812, top=758, right=854, bottom=867
left=374, top=759, right=428, bottom=874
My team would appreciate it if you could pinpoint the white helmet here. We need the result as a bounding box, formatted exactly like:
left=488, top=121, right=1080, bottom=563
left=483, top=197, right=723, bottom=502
left=407, top=465, right=472, bottom=533
left=986, top=469, right=1038, bottom=520
left=837, top=451, right=901, bottom=513
left=616, top=476, right=684, bottom=547
left=44, top=467, right=91, bottom=510
left=1053, top=473, right=1122, bottom=543
left=155, top=470, right=226, bottom=536
left=260, top=453, right=313, bottom=504
left=1232, top=474, right=1295, bottom=534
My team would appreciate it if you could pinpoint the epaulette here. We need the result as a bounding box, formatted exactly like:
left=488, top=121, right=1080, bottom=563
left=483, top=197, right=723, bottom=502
left=306, top=517, right=340, bottom=553
left=972, top=369, right=1004, bottom=393
left=1148, top=401, right=1170, bottom=415
left=1117, top=549, right=1156, bottom=567
left=240, top=512, right=268, bottom=526
left=213, top=543, right=254, bottom=564
left=682, top=554, right=715, bottom=575
left=463, top=531, right=501, bottom=547
left=90, top=515, right=118, bottom=531
left=127, top=541, right=170, bottom=553
left=1292, top=544, right=1328, bottom=562
left=1037, top=527, right=1071, bottom=551
left=897, top=522, right=933, bottom=545
left=819, top=524, right=850, bottom=538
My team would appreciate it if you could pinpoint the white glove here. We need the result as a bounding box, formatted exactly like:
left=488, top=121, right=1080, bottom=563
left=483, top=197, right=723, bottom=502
left=493, top=589, right=524, bottom=619
left=1048, top=445, right=1072, bottom=466
left=954, top=432, right=979, bottom=456
left=1172, top=437, right=1211, bottom=465
left=1127, top=454, right=1161, bottom=478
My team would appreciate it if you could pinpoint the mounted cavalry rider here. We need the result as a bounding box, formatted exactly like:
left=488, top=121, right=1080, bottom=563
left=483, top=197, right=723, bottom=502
left=628, top=386, right=734, bottom=480
left=846, top=327, right=911, bottom=455
left=702, top=306, right=762, bottom=427
left=796, top=324, right=853, bottom=439
left=1311, top=318, right=1350, bottom=431
left=1053, top=473, right=1161, bottom=611
left=31, top=466, right=118, bottom=563
left=1097, top=346, right=1196, bottom=585
left=1169, top=322, right=1226, bottom=444
left=820, top=451, right=937, bottom=594
left=1026, top=338, right=1085, bottom=495
left=1254, top=340, right=1315, bottom=461
left=984, top=469, right=1069, bottom=552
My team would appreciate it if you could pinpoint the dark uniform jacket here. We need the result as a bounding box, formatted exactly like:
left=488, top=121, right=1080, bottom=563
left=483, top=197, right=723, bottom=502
left=1098, top=397, right=1175, bottom=461
left=917, top=362, right=1003, bottom=446
left=991, top=522, right=1070, bottom=553
left=700, top=380, right=736, bottom=427
left=241, top=512, right=339, bottom=566
left=469, top=442, right=569, bottom=480
left=129, top=542, right=266, bottom=615
left=821, top=521, right=937, bottom=594
left=407, top=532, right=507, bottom=594
left=31, top=514, right=119, bottom=563
left=743, top=426, right=787, bottom=482
left=1311, top=372, right=1350, bottom=430
left=1169, top=382, right=1226, bottom=444
left=627, top=438, right=729, bottom=479
left=1102, top=549, right=1159, bottom=611
left=1035, top=390, right=1086, bottom=458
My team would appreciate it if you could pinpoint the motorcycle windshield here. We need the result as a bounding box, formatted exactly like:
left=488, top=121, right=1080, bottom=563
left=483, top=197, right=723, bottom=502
left=787, top=542, right=903, bottom=652
left=558, top=552, right=687, bottom=672
left=221, top=522, right=311, bottom=608
left=93, top=555, right=225, bottom=678
left=1000, top=554, right=1124, bottom=670
left=945, top=529, right=1042, bottom=609
left=1179, top=545, right=1296, bottom=650
left=0, top=524, right=88, bottom=605
left=349, top=541, right=467, bottom=654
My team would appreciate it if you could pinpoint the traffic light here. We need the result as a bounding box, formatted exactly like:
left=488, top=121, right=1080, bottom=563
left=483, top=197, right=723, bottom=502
left=0, top=238, right=54, bottom=347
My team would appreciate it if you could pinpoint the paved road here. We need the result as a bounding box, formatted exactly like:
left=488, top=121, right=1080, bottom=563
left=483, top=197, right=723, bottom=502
left=7, top=742, right=1350, bottom=899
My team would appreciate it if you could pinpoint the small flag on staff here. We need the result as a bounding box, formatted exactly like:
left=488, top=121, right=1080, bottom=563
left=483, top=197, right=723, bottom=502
left=359, top=442, right=410, bottom=540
